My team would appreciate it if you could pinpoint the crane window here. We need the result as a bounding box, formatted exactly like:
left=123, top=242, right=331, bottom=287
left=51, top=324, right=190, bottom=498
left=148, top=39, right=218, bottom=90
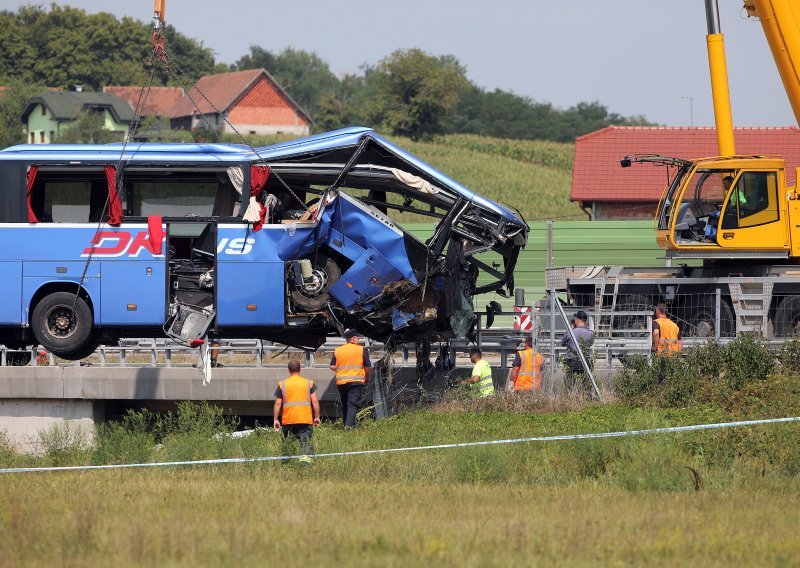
left=720, top=171, right=779, bottom=229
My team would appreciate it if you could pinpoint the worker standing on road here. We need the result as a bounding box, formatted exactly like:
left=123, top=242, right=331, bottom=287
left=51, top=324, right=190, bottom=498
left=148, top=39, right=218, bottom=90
left=464, top=348, right=495, bottom=398
left=562, top=310, right=594, bottom=392
left=510, top=337, right=544, bottom=392
left=273, top=360, right=320, bottom=465
left=652, top=303, right=682, bottom=355
left=330, top=329, right=371, bottom=430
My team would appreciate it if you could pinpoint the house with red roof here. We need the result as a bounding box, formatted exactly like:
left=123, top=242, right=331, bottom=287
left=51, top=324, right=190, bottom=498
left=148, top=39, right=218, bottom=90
left=571, top=126, right=800, bottom=220
left=105, top=68, right=311, bottom=137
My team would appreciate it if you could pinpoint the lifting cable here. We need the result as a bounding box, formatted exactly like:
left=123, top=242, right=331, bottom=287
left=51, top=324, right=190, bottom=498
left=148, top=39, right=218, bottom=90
left=70, top=15, right=163, bottom=316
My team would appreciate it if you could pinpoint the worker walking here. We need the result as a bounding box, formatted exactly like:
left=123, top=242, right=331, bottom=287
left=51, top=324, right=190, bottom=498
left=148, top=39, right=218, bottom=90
left=273, top=360, right=320, bottom=465
left=652, top=303, right=682, bottom=355
left=464, top=348, right=495, bottom=398
left=510, top=337, right=544, bottom=392
left=330, top=329, right=371, bottom=430
left=561, top=310, right=594, bottom=393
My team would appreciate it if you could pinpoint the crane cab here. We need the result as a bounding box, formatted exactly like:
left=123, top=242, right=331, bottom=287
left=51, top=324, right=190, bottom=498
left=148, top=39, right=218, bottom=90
left=629, top=155, right=796, bottom=258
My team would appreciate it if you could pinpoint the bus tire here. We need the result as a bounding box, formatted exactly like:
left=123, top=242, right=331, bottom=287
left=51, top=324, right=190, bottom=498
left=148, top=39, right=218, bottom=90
left=31, top=292, right=93, bottom=358
left=291, top=254, right=343, bottom=312
left=774, top=295, right=800, bottom=337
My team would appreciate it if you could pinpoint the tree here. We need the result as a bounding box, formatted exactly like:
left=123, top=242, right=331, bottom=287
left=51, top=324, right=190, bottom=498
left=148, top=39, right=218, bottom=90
left=444, top=86, right=655, bottom=143
left=314, top=75, right=367, bottom=132
left=362, top=49, right=468, bottom=139
left=0, top=80, right=45, bottom=148
left=54, top=111, right=123, bottom=144
left=0, top=5, right=215, bottom=90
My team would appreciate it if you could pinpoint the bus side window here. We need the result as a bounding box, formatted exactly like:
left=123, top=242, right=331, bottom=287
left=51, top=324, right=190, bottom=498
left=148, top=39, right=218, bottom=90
left=34, top=171, right=107, bottom=223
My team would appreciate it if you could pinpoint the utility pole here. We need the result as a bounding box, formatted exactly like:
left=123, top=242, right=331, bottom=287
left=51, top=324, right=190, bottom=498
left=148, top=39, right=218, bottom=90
left=681, top=96, right=694, bottom=127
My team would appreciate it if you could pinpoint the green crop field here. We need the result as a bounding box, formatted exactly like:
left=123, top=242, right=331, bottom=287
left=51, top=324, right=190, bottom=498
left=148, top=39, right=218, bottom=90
left=397, top=134, right=581, bottom=223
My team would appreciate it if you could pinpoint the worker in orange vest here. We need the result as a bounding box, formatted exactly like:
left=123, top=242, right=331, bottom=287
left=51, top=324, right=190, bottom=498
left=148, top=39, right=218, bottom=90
left=273, top=359, right=320, bottom=464
left=652, top=304, right=682, bottom=355
left=330, top=329, right=371, bottom=430
left=510, top=337, right=544, bottom=392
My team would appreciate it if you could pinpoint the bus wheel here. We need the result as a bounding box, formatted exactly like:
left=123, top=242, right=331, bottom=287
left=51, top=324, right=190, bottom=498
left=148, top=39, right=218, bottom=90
left=774, top=295, right=800, bottom=337
left=291, top=254, right=343, bottom=312
left=31, top=292, right=93, bottom=358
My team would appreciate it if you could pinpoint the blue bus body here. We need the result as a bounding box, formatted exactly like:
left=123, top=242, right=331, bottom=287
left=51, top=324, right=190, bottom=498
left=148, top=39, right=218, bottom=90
left=0, top=128, right=528, bottom=358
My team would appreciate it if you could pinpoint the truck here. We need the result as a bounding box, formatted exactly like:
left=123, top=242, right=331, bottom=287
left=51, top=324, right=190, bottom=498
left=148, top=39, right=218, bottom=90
left=549, top=0, right=800, bottom=341
left=0, top=127, right=528, bottom=359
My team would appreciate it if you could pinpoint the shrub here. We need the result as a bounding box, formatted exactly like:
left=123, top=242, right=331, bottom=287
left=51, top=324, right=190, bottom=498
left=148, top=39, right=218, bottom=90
left=721, top=334, right=774, bottom=391
left=613, top=355, right=658, bottom=399
left=684, top=340, right=723, bottom=381
left=94, top=409, right=157, bottom=465
left=778, top=338, right=800, bottom=374
left=36, top=422, right=92, bottom=466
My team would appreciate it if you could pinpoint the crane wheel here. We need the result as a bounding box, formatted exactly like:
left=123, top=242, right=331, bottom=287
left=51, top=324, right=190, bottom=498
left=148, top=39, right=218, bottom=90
left=681, top=296, right=734, bottom=338
left=774, top=295, right=800, bottom=338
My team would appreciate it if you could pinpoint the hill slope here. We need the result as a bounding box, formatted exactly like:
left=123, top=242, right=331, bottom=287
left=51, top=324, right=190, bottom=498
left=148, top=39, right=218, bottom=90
left=395, top=134, right=582, bottom=222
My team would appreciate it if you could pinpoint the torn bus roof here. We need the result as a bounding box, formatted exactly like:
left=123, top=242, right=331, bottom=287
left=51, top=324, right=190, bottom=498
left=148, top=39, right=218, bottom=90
left=253, top=127, right=526, bottom=228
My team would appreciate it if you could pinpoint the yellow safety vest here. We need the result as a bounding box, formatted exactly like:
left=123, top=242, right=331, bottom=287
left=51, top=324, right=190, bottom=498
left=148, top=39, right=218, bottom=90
left=334, top=343, right=366, bottom=385
left=279, top=375, right=314, bottom=425
left=470, top=359, right=495, bottom=398
left=655, top=317, right=682, bottom=354
left=515, top=348, right=544, bottom=391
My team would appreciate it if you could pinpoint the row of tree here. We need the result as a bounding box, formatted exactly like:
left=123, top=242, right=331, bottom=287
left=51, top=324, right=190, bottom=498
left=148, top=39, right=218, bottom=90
left=0, top=4, right=651, bottom=145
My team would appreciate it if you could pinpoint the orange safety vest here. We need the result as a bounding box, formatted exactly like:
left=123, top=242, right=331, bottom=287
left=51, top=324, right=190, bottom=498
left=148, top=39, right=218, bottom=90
left=655, top=317, right=682, bottom=354
left=278, top=375, right=314, bottom=425
left=515, top=348, right=544, bottom=391
left=334, top=343, right=366, bottom=385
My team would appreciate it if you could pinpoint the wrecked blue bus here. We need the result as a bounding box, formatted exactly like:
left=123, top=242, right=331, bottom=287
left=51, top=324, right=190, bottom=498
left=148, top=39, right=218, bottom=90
left=0, top=127, right=528, bottom=359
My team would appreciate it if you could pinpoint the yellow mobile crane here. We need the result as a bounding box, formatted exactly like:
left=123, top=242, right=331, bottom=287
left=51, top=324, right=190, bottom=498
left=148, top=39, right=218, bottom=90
left=626, top=0, right=800, bottom=259
left=552, top=0, right=800, bottom=338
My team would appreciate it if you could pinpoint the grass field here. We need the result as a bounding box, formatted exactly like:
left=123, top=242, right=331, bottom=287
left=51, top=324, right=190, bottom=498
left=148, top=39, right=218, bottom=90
left=1, top=384, right=800, bottom=565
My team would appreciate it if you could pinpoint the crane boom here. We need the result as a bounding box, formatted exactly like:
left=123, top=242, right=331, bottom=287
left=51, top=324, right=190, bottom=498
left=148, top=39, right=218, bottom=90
left=745, top=0, right=800, bottom=127
left=706, top=0, right=736, bottom=155
left=154, top=0, right=165, bottom=24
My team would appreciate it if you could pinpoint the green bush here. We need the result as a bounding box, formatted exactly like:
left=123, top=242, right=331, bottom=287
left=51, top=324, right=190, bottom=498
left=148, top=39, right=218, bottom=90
left=684, top=340, right=723, bottom=381
left=36, top=422, right=92, bottom=466
left=779, top=338, right=800, bottom=374
left=615, top=337, right=780, bottom=408
left=721, top=334, right=774, bottom=391
left=613, top=354, right=658, bottom=399
left=94, top=409, right=157, bottom=465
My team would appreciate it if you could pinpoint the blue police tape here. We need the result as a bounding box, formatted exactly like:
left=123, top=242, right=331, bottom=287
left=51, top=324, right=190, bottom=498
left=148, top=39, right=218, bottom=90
left=1, top=415, right=798, bottom=475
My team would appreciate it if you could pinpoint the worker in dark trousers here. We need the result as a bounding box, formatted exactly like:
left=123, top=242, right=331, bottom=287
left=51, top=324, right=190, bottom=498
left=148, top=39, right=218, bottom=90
left=273, top=359, right=320, bottom=465
left=561, top=310, right=594, bottom=393
left=330, top=329, right=371, bottom=430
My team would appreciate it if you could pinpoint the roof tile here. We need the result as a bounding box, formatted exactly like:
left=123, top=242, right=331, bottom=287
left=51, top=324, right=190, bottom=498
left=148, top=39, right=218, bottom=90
left=572, top=126, right=800, bottom=202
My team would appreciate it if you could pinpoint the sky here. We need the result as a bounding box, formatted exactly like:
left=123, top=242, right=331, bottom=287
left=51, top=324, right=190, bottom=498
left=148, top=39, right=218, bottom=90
left=1, top=0, right=795, bottom=128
